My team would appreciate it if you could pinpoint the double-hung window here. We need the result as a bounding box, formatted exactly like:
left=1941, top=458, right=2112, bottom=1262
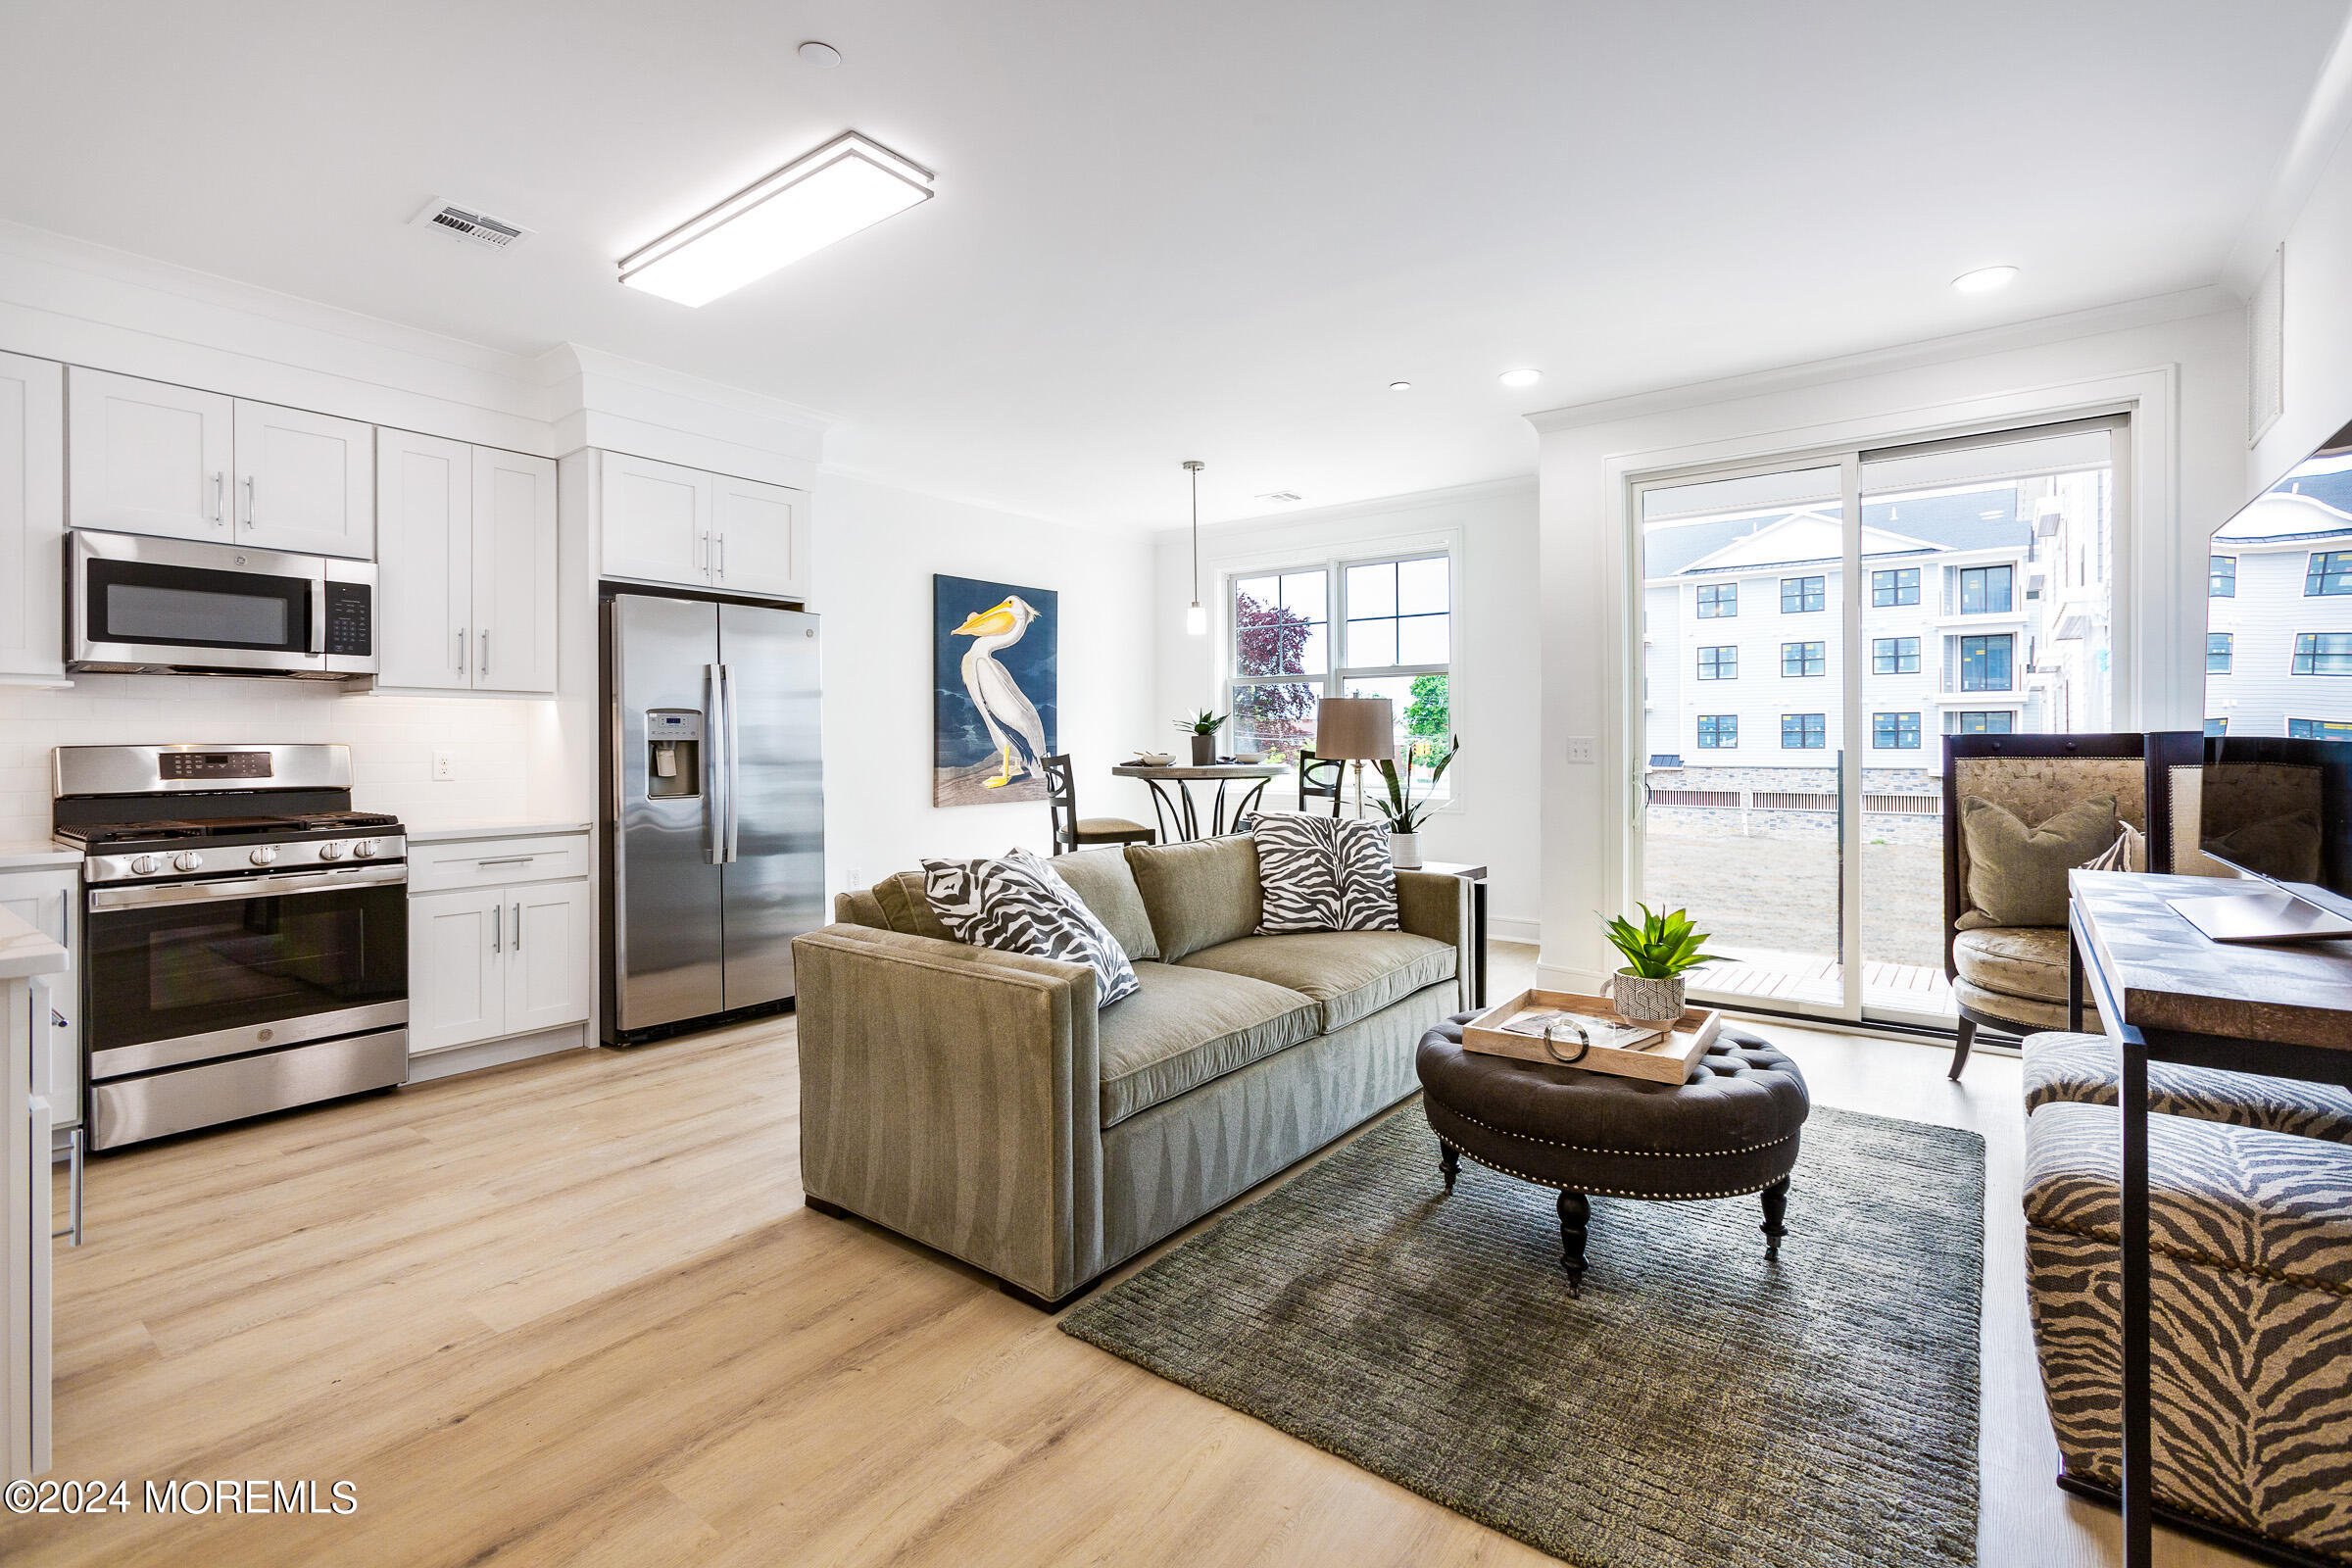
left=1781, top=641, right=1826, bottom=678
left=1871, top=636, right=1920, bottom=674
left=1871, top=711, right=1921, bottom=750
left=1870, top=567, right=1919, bottom=607
left=1959, top=564, right=2014, bottom=613
left=2292, top=632, right=2352, bottom=674
left=1780, top=575, right=1825, bottom=613
left=2309, top=553, right=2352, bottom=596
left=1959, top=633, right=2013, bottom=691
left=2207, top=633, right=2232, bottom=673
left=1696, top=714, right=1737, bottom=749
left=1696, top=646, right=1737, bottom=681
left=1695, top=583, right=1737, bottom=618
left=1952, top=711, right=2013, bottom=734
left=1228, top=551, right=1452, bottom=792
left=1781, top=713, right=1826, bottom=749
left=2210, top=556, right=2236, bottom=597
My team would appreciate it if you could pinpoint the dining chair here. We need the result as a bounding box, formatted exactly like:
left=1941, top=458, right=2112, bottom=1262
left=1043, top=755, right=1155, bottom=855
left=1298, top=749, right=1347, bottom=818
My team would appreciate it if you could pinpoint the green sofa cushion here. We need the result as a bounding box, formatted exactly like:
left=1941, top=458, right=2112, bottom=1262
left=1043, top=846, right=1160, bottom=961
left=870, top=871, right=955, bottom=941
left=1956, top=794, right=2117, bottom=929
left=1098, top=962, right=1319, bottom=1128
left=1126, top=835, right=1261, bottom=961
left=1176, top=930, right=1455, bottom=1033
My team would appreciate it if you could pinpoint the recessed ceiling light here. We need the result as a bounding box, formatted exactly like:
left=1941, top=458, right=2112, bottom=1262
left=1498, top=368, right=1544, bottom=389
left=799, top=41, right=842, bottom=68
left=1389, top=380, right=1412, bottom=392
left=1951, top=266, right=2019, bottom=295
left=618, top=130, right=932, bottom=307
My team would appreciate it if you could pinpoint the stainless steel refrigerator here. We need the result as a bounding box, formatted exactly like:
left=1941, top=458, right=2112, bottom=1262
left=601, top=593, right=824, bottom=1043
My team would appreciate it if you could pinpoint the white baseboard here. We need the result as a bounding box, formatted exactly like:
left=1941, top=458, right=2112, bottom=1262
left=1488, top=915, right=1540, bottom=946
left=406, top=1022, right=589, bottom=1083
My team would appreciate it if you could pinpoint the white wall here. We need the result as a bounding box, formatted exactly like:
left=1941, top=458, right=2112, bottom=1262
left=1153, top=479, right=1543, bottom=941
left=816, top=472, right=1157, bottom=895
left=2248, top=53, right=2352, bottom=494
left=1531, top=301, right=2247, bottom=989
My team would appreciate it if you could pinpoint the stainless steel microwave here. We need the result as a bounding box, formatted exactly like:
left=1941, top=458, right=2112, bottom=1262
left=69, top=530, right=377, bottom=679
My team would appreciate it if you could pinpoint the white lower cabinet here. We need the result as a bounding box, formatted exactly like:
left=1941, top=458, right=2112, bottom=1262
left=407, top=833, right=591, bottom=1056
left=0, top=868, right=76, bottom=1132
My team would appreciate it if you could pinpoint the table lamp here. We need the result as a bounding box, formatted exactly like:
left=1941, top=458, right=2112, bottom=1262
left=1313, top=697, right=1396, bottom=818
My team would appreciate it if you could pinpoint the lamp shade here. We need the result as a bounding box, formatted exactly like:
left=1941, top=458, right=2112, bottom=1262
left=1314, top=697, right=1396, bottom=761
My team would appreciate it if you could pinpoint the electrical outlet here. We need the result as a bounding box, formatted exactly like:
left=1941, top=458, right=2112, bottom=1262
left=842, top=865, right=863, bottom=890
left=431, top=750, right=456, bottom=781
left=1566, top=737, right=1598, bottom=764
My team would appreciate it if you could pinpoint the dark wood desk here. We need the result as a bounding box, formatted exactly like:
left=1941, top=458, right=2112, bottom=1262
left=2066, top=870, right=2352, bottom=1568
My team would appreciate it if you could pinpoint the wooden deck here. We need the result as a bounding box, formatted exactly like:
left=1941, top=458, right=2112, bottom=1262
left=1693, top=947, right=1956, bottom=1020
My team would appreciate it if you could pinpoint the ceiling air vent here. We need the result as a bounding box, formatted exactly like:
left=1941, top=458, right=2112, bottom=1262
left=1257, top=491, right=1304, bottom=504
left=414, top=200, right=528, bottom=252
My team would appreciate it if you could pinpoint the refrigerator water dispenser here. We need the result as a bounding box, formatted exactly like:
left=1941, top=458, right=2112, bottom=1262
left=646, top=710, right=702, bottom=799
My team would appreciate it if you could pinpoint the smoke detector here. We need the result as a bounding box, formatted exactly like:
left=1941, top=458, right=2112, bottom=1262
left=413, top=199, right=529, bottom=252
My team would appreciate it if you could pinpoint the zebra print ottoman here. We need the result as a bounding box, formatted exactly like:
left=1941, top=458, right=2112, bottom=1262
left=2024, top=1099, right=2352, bottom=1562
left=2023, top=1030, right=2352, bottom=1144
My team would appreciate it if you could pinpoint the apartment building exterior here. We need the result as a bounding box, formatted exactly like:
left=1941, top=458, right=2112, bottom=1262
left=2204, top=463, right=2352, bottom=741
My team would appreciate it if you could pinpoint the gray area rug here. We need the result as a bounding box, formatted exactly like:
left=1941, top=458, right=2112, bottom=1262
left=1061, top=1101, right=1985, bottom=1568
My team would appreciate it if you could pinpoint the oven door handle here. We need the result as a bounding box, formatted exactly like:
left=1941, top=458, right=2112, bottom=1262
left=89, top=863, right=407, bottom=910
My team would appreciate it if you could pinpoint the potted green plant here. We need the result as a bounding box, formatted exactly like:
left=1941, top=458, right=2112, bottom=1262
left=1175, top=709, right=1228, bottom=766
left=1373, top=736, right=1459, bottom=867
left=1599, top=904, right=1724, bottom=1026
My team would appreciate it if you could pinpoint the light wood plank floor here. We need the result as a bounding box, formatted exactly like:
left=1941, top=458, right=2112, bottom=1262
left=3, top=944, right=2252, bottom=1566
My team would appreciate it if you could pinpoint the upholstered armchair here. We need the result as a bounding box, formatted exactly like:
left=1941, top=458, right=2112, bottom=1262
left=1941, top=734, right=2161, bottom=1079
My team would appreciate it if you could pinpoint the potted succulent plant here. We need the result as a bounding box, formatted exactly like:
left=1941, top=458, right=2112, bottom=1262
left=1599, top=904, right=1724, bottom=1027
left=1175, top=709, right=1228, bottom=766
left=1373, top=736, right=1459, bottom=868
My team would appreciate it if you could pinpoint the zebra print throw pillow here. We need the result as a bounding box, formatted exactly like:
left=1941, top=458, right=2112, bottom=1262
left=1250, top=812, right=1399, bottom=935
left=921, top=847, right=1140, bottom=1007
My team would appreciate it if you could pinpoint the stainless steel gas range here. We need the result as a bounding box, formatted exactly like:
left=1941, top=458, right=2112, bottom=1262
left=53, top=745, right=410, bottom=1150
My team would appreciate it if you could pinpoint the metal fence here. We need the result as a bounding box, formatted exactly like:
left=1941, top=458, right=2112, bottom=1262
left=1649, top=789, right=1941, bottom=815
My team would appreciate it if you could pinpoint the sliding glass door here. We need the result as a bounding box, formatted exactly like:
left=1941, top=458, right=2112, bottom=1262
left=1635, top=417, right=2122, bottom=1026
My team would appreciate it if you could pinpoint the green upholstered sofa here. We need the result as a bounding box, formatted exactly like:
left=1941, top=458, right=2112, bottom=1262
left=793, top=835, right=1470, bottom=1306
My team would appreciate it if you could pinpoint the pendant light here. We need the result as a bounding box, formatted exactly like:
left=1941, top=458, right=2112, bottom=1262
left=1184, top=460, right=1207, bottom=636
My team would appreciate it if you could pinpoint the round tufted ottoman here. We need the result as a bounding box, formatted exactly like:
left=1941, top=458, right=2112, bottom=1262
left=1415, top=1013, right=1810, bottom=1295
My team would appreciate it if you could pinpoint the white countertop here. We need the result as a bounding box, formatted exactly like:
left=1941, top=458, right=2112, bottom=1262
left=404, top=821, right=593, bottom=844
left=0, top=840, right=82, bottom=872
left=0, top=904, right=67, bottom=980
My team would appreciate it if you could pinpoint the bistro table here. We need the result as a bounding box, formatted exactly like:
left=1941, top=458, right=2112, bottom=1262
left=2066, top=868, right=2352, bottom=1568
left=1110, top=763, right=1283, bottom=842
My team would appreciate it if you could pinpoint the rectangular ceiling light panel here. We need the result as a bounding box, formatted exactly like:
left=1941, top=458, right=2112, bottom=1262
left=619, top=131, right=932, bottom=307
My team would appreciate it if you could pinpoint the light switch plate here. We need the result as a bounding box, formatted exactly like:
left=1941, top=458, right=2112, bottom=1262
left=431, top=750, right=456, bottom=781
left=1566, top=737, right=1597, bottom=764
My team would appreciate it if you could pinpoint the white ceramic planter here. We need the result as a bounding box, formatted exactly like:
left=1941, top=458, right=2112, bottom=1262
left=1390, top=832, right=1422, bottom=868
left=1608, top=969, right=1687, bottom=1027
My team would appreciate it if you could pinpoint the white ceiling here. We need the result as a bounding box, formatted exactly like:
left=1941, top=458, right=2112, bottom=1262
left=0, top=0, right=2342, bottom=528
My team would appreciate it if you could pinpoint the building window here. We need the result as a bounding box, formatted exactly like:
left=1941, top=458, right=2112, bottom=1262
left=1781, top=640, right=1827, bottom=677
left=1781, top=712, right=1827, bottom=749
left=1952, top=711, right=2014, bottom=734
left=1872, top=711, right=1921, bottom=750
left=2292, top=632, right=2352, bottom=675
left=2207, top=632, right=2232, bottom=673
left=1696, top=645, right=1737, bottom=681
left=2308, top=552, right=2352, bottom=597
left=1696, top=714, right=1738, bottom=749
left=1959, top=564, right=2014, bottom=613
left=2204, top=718, right=2229, bottom=737
left=1870, top=567, right=1920, bottom=607
left=2289, top=717, right=2352, bottom=739
left=2210, top=556, right=2236, bottom=597
left=1871, top=636, right=1920, bottom=674
left=1695, top=583, right=1737, bottom=618
left=1780, top=575, right=1826, bottom=613
left=1959, top=633, right=2014, bottom=691
left=1229, top=552, right=1452, bottom=781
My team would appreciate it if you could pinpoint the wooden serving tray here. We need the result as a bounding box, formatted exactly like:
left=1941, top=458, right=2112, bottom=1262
left=1461, top=987, right=1722, bottom=1084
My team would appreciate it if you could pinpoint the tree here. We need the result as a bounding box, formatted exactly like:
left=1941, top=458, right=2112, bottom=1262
left=1232, top=593, right=1318, bottom=752
left=1402, top=673, right=1449, bottom=741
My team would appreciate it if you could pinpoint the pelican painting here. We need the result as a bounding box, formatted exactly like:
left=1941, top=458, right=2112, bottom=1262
left=934, top=575, right=1058, bottom=806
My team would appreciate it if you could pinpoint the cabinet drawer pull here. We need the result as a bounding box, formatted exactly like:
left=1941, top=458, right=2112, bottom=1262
left=242, top=473, right=256, bottom=528
left=212, top=471, right=226, bottom=528
left=513, top=901, right=522, bottom=951
left=474, top=855, right=536, bottom=866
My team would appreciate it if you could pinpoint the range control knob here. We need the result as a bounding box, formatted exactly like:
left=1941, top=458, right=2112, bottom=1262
left=172, top=851, right=203, bottom=873
left=352, top=839, right=380, bottom=860
left=250, top=846, right=278, bottom=866
left=317, top=841, right=346, bottom=860
left=129, top=855, right=160, bottom=877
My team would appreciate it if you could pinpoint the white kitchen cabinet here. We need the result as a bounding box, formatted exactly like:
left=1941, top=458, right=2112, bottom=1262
left=710, top=472, right=809, bottom=600
left=2, top=905, right=67, bottom=1484
left=470, top=448, right=559, bottom=695
left=377, top=436, right=557, bottom=695
left=0, top=354, right=65, bottom=684
left=66, top=368, right=233, bottom=544
left=0, top=869, right=76, bottom=1133
left=376, top=430, right=472, bottom=691
left=407, top=886, right=506, bottom=1054
left=599, top=452, right=713, bottom=588
left=406, top=831, right=591, bottom=1057
left=233, top=400, right=373, bottom=559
